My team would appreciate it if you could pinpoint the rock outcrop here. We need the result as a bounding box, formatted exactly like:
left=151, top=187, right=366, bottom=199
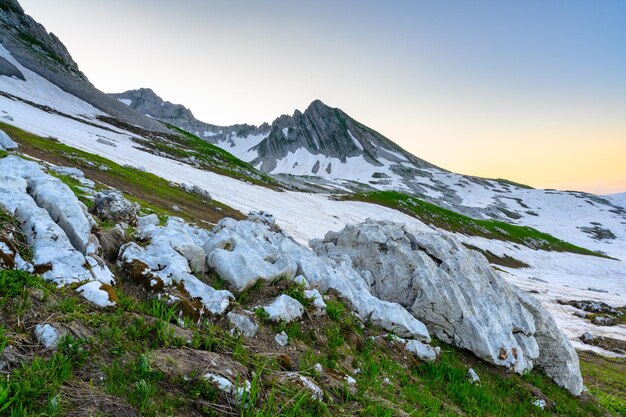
left=119, top=216, right=233, bottom=316
left=0, top=156, right=113, bottom=288
left=0, top=1, right=169, bottom=132
left=311, top=219, right=583, bottom=394
left=204, top=213, right=431, bottom=341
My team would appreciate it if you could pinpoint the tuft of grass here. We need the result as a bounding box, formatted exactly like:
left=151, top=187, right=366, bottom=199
left=346, top=190, right=609, bottom=258
left=0, top=269, right=46, bottom=300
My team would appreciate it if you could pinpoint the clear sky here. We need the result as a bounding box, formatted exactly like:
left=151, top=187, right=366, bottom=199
left=18, top=0, right=626, bottom=194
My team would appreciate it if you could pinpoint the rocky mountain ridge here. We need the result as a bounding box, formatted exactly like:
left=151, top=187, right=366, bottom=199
left=0, top=0, right=168, bottom=132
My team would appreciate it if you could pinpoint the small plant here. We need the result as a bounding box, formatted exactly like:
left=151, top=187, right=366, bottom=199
left=0, top=325, right=8, bottom=355
left=325, top=299, right=345, bottom=322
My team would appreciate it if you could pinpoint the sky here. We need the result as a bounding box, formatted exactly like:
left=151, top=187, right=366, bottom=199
left=18, top=0, right=626, bottom=194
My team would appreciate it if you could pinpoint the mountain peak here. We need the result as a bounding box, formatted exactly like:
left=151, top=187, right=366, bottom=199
left=305, top=99, right=334, bottom=113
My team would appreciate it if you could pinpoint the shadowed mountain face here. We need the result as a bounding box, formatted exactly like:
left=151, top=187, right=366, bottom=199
left=0, top=0, right=168, bottom=132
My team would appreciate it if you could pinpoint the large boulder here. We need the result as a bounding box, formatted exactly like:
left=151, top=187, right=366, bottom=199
left=311, top=219, right=583, bottom=394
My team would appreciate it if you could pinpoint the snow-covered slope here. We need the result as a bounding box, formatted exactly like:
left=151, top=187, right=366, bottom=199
left=608, top=192, right=626, bottom=209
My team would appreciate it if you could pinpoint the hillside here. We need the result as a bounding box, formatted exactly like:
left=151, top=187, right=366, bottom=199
left=0, top=1, right=625, bottom=416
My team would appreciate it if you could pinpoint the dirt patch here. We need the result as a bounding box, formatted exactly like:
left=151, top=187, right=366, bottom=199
left=152, top=348, right=248, bottom=382
left=61, top=380, right=138, bottom=417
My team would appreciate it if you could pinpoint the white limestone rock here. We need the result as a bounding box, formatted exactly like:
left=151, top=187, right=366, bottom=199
left=275, top=331, right=289, bottom=346
left=227, top=312, right=258, bottom=338
left=0, top=129, right=17, bottom=150
left=312, top=219, right=584, bottom=394
left=390, top=334, right=439, bottom=362
left=260, top=294, right=304, bottom=323
left=77, top=281, right=116, bottom=307
left=139, top=217, right=209, bottom=274
left=280, top=373, right=324, bottom=401
left=312, top=220, right=538, bottom=373
left=515, top=289, right=584, bottom=395
left=204, top=215, right=430, bottom=341
left=34, top=323, right=62, bottom=349
left=467, top=368, right=481, bottom=384
left=119, top=217, right=233, bottom=315
left=204, top=217, right=298, bottom=292
left=304, top=289, right=327, bottom=313
left=0, top=156, right=113, bottom=285
left=137, top=213, right=160, bottom=228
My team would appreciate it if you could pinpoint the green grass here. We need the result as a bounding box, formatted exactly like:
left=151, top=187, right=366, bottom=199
left=0, top=121, right=242, bottom=224
left=345, top=190, right=608, bottom=258
left=0, top=270, right=622, bottom=416
left=493, top=178, right=535, bottom=189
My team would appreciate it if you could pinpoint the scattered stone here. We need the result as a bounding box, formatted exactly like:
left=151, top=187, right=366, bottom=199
left=533, top=399, right=547, bottom=410
left=344, top=375, right=357, bottom=385
left=0, top=129, right=18, bottom=150
left=592, top=316, right=617, bottom=326
left=313, top=363, right=323, bottom=374
left=280, top=373, right=323, bottom=401
left=304, top=288, right=327, bottom=313
left=579, top=333, right=594, bottom=344
left=93, top=190, right=137, bottom=224
left=390, top=335, right=439, bottom=362
left=77, top=281, right=117, bottom=307
left=152, top=348, right=249, bottom=401
left=260, top=295, right=304, bottom=323
left=34, top=323, right=62, bottom=349
left=587, top=287, right=609, bottom=294
left=204, top=372, right=251, bottom=402
left=172, top=205, right=181, bottom=212
left=227, top=312, right=258, bottom=338
left=96, top=138, right=117, bottom=147
left=467, top=368, right=481, bottom=384
left=275, top=331, right=289, bottom=346
left=180, top=183, right=212, bottom=200
left=559, top=299, right=623, bottom=316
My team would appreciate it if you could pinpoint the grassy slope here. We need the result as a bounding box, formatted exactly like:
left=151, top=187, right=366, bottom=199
left=162, top=124, right=281, bottom=189
left=0, top=270, right=623, bottom=417
left=0, top=121, right=244, bottom=224
left=345, top=191, right=608, bottom=258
